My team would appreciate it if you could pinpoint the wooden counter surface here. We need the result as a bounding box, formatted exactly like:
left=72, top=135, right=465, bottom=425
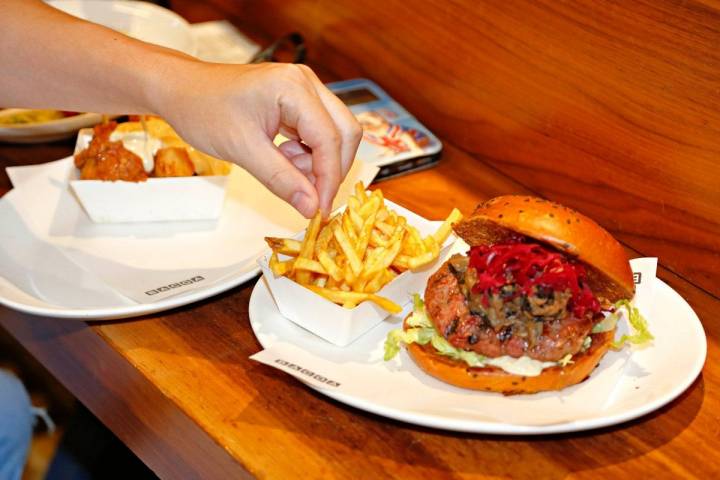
left=2, top=0, right=719, bottom=477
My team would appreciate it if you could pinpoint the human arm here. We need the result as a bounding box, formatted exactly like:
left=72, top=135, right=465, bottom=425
left=0, top=0, right=361, bottom=216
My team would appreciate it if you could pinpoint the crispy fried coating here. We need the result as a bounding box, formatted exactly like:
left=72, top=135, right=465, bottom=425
left=153, top=147, right=195, bottom=177
left=74, top=122, right=148, bottom=182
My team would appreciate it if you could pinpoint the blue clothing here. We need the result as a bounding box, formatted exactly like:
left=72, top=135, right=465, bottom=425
left=0, top=370, right=32, bottom=480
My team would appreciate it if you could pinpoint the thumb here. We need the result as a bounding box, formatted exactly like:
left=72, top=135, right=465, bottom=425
left=241, top=134, right=319, bottom=218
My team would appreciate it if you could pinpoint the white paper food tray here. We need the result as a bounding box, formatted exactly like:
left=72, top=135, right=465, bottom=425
left=258, top=200, right=455, bottom=346
left=70, top=128, right=229, bottom=223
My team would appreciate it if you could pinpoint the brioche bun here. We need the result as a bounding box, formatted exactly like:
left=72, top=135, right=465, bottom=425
left=405, top=313, right=616, bottom=394
left=453, top=195, right=634, bottom=302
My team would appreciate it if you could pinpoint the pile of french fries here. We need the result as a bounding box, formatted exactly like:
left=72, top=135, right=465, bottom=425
left=265, top=182, right=463, bottom=313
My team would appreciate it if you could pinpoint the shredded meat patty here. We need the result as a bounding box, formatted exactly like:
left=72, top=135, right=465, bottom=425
left=424, top=260, right=594, bottom=362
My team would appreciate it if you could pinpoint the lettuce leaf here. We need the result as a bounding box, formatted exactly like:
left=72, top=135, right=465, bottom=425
left=592, top=299, right=653, bottom=348
left=592, top=312, right=619, bottom=333
left=430, top=334, right=486, bottom=367
left=384, top=293, right=653, bottom=374
left=610, top=299, right=654, bottom=349
left=383, top=326, right=434, bottom=361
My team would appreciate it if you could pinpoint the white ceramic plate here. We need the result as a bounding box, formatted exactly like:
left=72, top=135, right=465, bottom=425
left=0, top=153, right=378, bottom=320
left=0, top=261, right=259, bottom=321
left=0, top=1, right=195, bottom=143
left=0, top=111, right=106, bottom=144
left=249, top=276, right=706, bottom=434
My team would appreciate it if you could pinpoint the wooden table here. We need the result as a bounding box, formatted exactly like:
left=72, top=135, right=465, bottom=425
left=2, top=0, right=720, bottom=477
left=0, top=140, right=717, bottom=479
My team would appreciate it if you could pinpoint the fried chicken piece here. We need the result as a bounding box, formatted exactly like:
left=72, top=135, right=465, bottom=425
left=74, top=122, right=148, bottom=182
left=153, top=147, right=195, bottom=177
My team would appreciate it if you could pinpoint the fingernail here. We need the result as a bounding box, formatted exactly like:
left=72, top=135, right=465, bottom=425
left=291, top=191, right=315, bottom=218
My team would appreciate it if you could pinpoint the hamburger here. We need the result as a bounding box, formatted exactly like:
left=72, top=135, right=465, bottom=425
left=384, top=195, right=652, bottom=394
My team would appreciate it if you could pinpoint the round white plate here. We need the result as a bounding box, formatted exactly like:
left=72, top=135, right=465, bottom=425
left=0, top=161, right=289, bottom=321
left=0, top=111, right=105, bottom=144
left=0, top=152, right=378, bottom=321
left=249, top=276, right=706, bottom=434
left=0, top=263, right=259, bottom=321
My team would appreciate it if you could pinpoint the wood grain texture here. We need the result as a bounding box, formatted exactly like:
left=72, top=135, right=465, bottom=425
left=197, top=0, right=720, bottom=297
left=0, top=314, right=251, bottom=480
left=2, top=1, right=720, bottom=478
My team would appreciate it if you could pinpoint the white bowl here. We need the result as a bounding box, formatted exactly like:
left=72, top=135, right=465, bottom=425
left=71, top=128, right=229, bottom=223
left=258, top=200, right=455, bottom=346
left=0, top=110, right=105, bottom=143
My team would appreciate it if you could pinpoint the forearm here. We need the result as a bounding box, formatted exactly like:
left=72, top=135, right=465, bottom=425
left=0, top=0, right=360, bottom=217
left=0, top=0, right=197, bottom=114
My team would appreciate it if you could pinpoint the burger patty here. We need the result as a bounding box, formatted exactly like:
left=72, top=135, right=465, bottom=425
left=424, top=260, right=594, bottom=362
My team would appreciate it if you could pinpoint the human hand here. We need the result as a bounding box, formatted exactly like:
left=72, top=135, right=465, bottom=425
left=155, top=62, right=362, bottom=218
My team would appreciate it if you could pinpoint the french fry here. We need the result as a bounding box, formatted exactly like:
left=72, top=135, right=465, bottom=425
left=306, top=286, right=401, bottom=314
left=364, top=269, right=386, bottom=293
left=352, top=275, right=369, bottom=293
left=326, top=275, right=340, bottom=289
left=265, top=181, right=455, bottom=313
left=405, top=225, right=426, bottom=253
left=355, top=182, right=368, bottom=204
left=363, top=235, right=403, bottom=279
left=369, top=230, right=387, bottom=248
left=348, top=205, right=364, bottom=232
left=367, top=294, right=402, bottom=314
left=269, top=252, right=294, bottom=276
left=342, top=212, right=358, bottom=244
left=314, top=219, right=335, bottom=256
left=295, top=212, right=323, bottom=284
left=359, top=196, right=380, bottom=218
left=298, top=212, right=323, bottom=259
left=265, top=237, right=302, bottom=256
left=317, top=250, right=343, bottom=282
left=343, top=261, right=356, bottom=284
left=375, top=221, right=395, bottom=237
left=347, top=196, right=361, bottom=214
left=294, top=257, right=328, bottom=275
left=307, top=285, right=368, bottom=304
left=375, top=206, right=389, bottom=222
left=333, top=223, right=363, bottom=276
left=432, top=207, right=463, bottom=245
left=355, top=211, right=376, bottom=260
left=407, top=251, right=437, bottom=270
left=392, top=254, right=411, bottom=271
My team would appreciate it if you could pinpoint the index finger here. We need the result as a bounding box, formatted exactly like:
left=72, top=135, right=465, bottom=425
left=298, top=65, right=362, bottom=180
left=278, top=83, right=342, bottom=216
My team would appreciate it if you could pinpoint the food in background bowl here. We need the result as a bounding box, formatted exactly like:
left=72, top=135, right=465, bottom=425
left=74, top=117, right=231, bottom=181
left=385, top=196, right=652, bottom=394
left=0, top=109, right=81, bottom=125
left=70, top=117, right=232, bottom=223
